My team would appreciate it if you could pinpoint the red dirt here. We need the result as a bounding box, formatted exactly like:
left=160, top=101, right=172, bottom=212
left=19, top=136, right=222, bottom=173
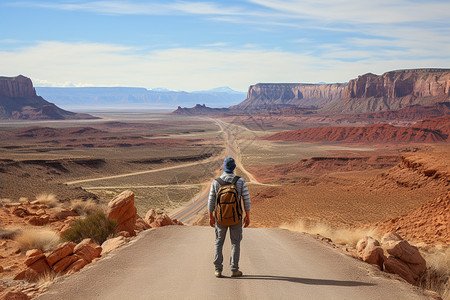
left=265, top=116, right=450, bottom=143
left=373, top=191, right=449, bottom=245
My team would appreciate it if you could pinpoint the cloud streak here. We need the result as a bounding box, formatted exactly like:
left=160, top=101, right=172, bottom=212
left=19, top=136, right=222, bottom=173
left=1, top=41, right=448, bottom=92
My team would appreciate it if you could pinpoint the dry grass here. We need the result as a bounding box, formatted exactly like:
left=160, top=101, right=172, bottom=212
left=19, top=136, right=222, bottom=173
left=0, top=227, right=22, bottom=239
left=419, top=246, right=450, bottom=300
left=19, top=197, right=29, bottom=203
left=280, top=218, right=380, bottom=247
left=69, top=199, right=102, bottom=216
left=14, top=227, right=60, bottom=252
left=35, top=193, right=59, bottom=208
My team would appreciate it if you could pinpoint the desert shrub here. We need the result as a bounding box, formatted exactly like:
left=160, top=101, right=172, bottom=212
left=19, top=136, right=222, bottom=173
left=280, top=218, right=379, bottom=247
left=0, top=227, right=22, bottom=239
left=19, top=197, right=29, bottom=203
left=69, top=199, right=101, bottom=216
left=14, top=228, right=60, bottom=252
left=62, top=212, right=116, bottom=245
left=35, top=193, right=59, bottom=208
left=419, top=246, right=450, bottom=300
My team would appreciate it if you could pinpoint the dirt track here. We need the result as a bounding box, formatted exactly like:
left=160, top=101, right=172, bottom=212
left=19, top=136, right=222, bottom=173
left=36, top=226, right=427, bottom=300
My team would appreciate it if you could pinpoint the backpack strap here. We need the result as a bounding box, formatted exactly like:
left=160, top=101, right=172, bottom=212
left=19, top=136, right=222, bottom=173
left=215, top=177, right=228, bottom=186
left=231, top=176, right=241, bottom=185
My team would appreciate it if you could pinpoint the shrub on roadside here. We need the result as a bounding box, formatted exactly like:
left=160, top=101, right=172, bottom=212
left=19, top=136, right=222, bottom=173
left=35, top=193, right=59, bottom=208
left=419, top=247, right=450, bottom=300
left=14, top=228, right=60, bottom=252
left=62, top=211, right=116, bottom=245
left=69, top=199, right=101, bottom=216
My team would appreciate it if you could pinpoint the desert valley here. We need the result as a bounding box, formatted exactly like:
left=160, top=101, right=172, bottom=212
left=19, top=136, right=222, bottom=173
left=0, top=69, right=449, bottom=299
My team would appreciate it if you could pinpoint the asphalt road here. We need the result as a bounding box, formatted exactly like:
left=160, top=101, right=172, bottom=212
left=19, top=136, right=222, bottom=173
left=36, top=226, right=427, bottom=300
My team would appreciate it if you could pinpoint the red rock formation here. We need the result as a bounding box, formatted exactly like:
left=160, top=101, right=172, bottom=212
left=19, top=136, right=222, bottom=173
left=265, top=120, right=449, bottom=143
left=234, top=69, right=450, bottom=113
left=0, top=75, right=97, bottom=120
left=107, top=190, right=138, bottom=236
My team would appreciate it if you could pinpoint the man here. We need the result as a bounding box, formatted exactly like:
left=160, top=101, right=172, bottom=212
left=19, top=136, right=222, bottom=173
left=208, top=157, right=251, bottom=278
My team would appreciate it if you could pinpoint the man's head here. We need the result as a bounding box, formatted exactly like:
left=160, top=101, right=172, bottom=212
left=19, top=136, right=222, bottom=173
left=223, top=157, right=236, bottom=173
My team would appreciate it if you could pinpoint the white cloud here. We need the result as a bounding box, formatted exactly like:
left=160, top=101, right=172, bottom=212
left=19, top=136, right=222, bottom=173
left=1, top=41, right=449, bottom=92
left=12, top=1, right=246, bottom=16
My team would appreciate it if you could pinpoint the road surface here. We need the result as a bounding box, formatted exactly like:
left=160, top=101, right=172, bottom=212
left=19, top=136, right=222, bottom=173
left=36, top=226, right=427, bottom=300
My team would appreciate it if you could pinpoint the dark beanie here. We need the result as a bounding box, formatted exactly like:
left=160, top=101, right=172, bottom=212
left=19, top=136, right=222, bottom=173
left=223, top=157, right=236, bottom=173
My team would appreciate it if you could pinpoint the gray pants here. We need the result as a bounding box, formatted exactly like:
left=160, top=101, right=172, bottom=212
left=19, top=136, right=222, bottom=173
left=214, top=221, right=243, bottom=272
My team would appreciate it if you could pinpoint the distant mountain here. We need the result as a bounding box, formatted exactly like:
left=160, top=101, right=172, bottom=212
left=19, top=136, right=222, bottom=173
left=172, top=104, right=230, bottom=116
left=233, top=69, right=450, bottom=114
left=0, top=75, right=97, bottom=120
left=193, top=86, right=245, bottom=95
left=35, top=86, right=246, bottom=110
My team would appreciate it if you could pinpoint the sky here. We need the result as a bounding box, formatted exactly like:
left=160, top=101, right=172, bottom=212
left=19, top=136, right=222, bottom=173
left=0, top=0, right=449, bottom=92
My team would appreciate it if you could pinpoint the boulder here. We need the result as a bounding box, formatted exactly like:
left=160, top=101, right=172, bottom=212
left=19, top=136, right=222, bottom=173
left=101, top=236, right=127, bottom=255
left=17, top=257, right=51, bottom=281
left=27, top=257, right=51, bottom=275
left=46, top=242, right=76, bottom=267
left=383, top=240, right=426, bottom=265
left=25, top=253, right=46, bottom=267
left=107, top=190, right=137, bottom=236
left=10, top=207, right=30, bottom=218
left=356, top=236, right=385, bottom=270
left=52, top=255, right=78, bottom=274
left=73, top=239, right=102, bottom=263
left=381, top=232, right=403, bottom=245
left=384, top=256, right=417, bottom=284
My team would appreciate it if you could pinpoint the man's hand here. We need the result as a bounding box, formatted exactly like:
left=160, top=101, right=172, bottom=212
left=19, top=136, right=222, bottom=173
left=244, top=210, right=250, bottom=228
left=209, top=211, right=215, bottom=227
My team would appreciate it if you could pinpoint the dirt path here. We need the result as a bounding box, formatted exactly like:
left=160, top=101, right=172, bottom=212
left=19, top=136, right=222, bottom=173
left=36, top=227, right=427, bottom=300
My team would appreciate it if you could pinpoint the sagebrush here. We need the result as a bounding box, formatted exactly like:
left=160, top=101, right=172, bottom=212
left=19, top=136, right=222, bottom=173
left=62, top=211, right=116, bottom=245
left=14, top=228, right=60, bottom=251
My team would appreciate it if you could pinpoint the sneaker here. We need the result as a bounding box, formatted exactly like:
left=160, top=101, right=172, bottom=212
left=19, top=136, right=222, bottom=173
left=215, top=270, right=222, bottom=278
left=231, top=270, right=243, bottom=277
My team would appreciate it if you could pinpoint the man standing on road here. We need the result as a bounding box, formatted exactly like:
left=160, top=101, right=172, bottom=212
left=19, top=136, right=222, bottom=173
left=208, top=157, right=251, bottom=278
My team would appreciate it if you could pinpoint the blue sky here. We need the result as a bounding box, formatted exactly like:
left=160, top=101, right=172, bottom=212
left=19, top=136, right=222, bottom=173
left=0, top=0, right=449, bottom=91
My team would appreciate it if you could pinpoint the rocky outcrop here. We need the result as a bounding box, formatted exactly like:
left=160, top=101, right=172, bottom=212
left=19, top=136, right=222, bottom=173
left=0, top=75, right=97, bottom=120
left=234, top=69, right=450, bottom=113
left=265, top=117, right=449, bottom=143
left=15, top=239, right=102, bottom=282
left=107, top=190, right=138, bottom=236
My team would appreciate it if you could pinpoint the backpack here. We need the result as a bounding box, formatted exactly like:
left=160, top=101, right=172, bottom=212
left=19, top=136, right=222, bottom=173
left=215, top=176, right=243, bottom=226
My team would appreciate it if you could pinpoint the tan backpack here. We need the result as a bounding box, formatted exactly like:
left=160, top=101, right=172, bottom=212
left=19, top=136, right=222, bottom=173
left=215, top=176, right=243, bottom=226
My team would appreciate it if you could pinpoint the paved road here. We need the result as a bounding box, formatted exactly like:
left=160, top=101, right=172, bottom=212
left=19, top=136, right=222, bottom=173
left=36, top=227, right=427, bottom=300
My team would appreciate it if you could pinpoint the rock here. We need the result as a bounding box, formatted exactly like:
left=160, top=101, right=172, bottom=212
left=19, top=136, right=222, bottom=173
left=73, top=239, right=101, bottom=263
left=144, top=209, right=157, bottom=225
left=384, top=256, right=417, bottom=284
left=356, top=236, right=385, bottom=270
left=135, top=217, right=151, bottom=232
left=107, top=190, right=137, bottom=236
left=381, top=232, right=403, bottom=245
left=150, top=212, right=174, bottom=228
left=65, top=258, right=88, bottom=275
left=383, top=240, right=426, bottom=265
left=117, top=231, right=131, bottom=238
left=25, top=249, right=43, bottom=258
left=25, top=253, right=46, bottom=267
left=0, top=288, right=30, bottom=300
left=28, top=257, right=51, bottom=274
left=0, top=266, right=3, bottom=273
left=46, top=242, right=76, bottom=267
left=27, top=215, right=50, bottom=226
left=10, top=207, right=30, bottom=218
left=101, top=236, right=127, bottom=255
left=49, top=208, right=78, bottom=222
left=172, top=219, right=183, bottom=226
left=52, top=255, right=78, bottom=274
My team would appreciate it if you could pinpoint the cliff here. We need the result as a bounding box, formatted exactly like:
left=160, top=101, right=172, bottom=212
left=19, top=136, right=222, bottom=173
left=234, top=69, right=450, bottom=114
left=0, top=75, right=97, bottom=120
